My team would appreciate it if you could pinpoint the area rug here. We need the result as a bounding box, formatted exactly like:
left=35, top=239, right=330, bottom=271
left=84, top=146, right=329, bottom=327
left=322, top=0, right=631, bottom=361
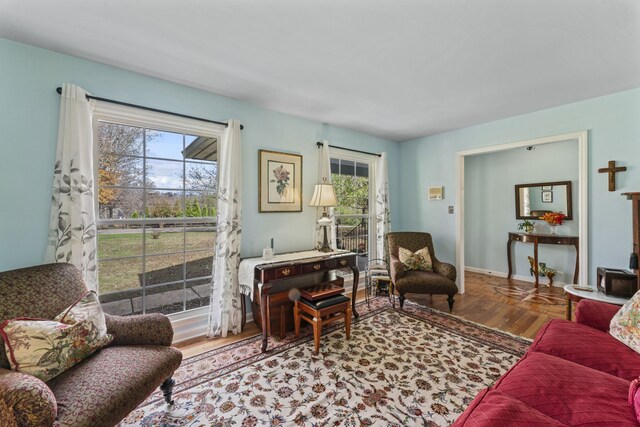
left=121, top=299, right=531, bottom=426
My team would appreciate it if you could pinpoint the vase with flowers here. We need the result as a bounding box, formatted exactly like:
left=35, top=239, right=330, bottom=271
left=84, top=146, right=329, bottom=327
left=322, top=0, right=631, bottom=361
left=539, top=211, right=566, bottom=235
left=517, top=219, right=535, bottom=234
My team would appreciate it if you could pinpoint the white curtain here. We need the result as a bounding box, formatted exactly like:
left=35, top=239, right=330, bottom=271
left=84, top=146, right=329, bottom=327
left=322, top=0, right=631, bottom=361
left=207, top=120, right=243, bottom=337
left=44, top=84, right=98, bottom=291
left=316, top=140, right=337, bottom=250
left=375, top=152, right=391, bottom=261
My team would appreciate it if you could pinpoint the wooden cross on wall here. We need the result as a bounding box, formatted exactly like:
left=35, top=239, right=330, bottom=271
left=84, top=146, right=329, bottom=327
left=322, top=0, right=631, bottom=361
left=598, top=160, right=626, bottom=191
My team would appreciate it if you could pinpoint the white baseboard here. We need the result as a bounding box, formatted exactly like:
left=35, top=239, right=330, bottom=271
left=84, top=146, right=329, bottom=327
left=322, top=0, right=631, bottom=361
left=464, top=266, right=565, bottom=288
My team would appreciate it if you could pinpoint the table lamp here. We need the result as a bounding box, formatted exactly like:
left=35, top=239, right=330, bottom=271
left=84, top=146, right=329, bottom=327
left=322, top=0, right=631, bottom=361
left=309, top=179, right=338, bottom=252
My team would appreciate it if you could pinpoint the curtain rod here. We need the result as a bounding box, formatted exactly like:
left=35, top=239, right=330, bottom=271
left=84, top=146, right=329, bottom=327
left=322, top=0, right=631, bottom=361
left=316, top=141, right=381, bottom=157
left=55, top=87, right=243, bottom=130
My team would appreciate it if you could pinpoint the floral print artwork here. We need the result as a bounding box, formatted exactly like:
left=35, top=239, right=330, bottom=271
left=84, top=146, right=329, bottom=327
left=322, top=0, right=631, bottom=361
left=123, top=300, right=529, bottom=426
left=271, top=164, right=291, bottom=198
left=609, top=290, right=640, bottom=353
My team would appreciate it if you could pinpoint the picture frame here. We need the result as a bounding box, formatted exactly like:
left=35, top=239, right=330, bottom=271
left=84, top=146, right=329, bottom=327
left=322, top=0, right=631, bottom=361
left=542, top=185, right=553, bottom=190
left=259, top=149, right=303, bottom=212
left=541, top=191, right=553, bottom=203
left=428, top=186, right=444, bottom=200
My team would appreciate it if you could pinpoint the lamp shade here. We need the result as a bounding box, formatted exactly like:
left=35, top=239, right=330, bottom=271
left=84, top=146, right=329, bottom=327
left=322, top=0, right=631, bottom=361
left=309, top=183, right=338, bottom=207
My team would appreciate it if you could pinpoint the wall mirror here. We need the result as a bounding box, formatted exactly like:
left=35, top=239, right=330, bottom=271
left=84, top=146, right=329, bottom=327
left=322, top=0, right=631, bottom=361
left=515, top=180, right=573, bottom=220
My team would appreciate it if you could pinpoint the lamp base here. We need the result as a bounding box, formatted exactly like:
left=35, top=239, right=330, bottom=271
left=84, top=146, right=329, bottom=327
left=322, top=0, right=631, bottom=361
left=319, top=224, right=332, bottom=253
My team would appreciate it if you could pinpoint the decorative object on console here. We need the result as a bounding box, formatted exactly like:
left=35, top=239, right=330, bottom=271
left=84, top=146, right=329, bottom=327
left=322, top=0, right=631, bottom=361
left=517, top=219, right=535, bottom=234
left=309, top=178, right=338, bottom=252
left=258, top=149, right=303, bottom=212
left=598, top=160, right=627, bottom=191
left=597, top=267, right=638, bottom=298
left=539, top=211, right=566, bottom=235
left=527, top=256, right=557, bottom=287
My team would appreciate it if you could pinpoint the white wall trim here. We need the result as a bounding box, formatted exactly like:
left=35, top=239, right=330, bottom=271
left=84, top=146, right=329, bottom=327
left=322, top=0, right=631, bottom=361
left=456, top=131, right=589, bottom=294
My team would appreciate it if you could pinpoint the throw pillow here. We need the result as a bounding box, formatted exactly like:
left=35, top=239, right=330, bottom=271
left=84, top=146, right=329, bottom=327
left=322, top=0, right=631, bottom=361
left=609, top=290, right=640, bottom=353
left=55, top=290, right=109, bottom=340
left=398, top=246, right=433, bottom=271
left=0, top=318, right=112, bottom=382
left=0, top=291, right=113, bottom=382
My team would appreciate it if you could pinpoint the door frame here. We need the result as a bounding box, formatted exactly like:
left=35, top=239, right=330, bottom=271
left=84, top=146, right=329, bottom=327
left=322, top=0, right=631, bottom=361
left=455, top=130, right=588, bottom=293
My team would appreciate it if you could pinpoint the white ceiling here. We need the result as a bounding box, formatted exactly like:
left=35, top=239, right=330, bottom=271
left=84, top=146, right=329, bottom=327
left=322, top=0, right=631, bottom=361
left=1, top=0, right=639, bottom=141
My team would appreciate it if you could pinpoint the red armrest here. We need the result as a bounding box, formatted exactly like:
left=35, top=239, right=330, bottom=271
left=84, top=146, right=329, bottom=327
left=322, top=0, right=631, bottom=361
left=574, top=299, right=621, bottom=332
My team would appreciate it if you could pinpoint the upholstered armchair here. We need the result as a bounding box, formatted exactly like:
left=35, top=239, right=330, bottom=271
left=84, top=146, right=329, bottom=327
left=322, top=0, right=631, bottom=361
left=0, top=263, right=182, bottom=427
left=387, top=232, right=458, bottom=311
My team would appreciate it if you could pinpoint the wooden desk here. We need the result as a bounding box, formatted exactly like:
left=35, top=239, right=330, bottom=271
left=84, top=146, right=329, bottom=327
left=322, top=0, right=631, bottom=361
left=247, top=251, right=359, bottom=352
left=507, top=232, right=579, bottom=286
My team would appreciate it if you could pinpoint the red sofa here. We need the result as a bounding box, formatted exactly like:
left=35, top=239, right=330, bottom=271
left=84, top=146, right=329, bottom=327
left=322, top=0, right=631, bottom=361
left=453, top=299, right=640, bottom=426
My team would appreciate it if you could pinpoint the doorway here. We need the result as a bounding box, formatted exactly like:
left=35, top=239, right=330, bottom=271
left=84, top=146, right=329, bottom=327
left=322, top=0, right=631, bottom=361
left=455, top=131, right=589, bottom=294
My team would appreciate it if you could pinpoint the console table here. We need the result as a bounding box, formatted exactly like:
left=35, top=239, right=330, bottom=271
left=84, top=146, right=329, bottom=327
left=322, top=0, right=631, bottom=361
left=507, top=232, right=579, bottom=287
left=239, top=250, right=359, bottom=352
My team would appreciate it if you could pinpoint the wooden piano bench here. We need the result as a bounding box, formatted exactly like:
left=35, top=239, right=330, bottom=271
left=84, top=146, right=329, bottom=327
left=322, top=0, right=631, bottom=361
left=294, top=294, right=352, bottom=355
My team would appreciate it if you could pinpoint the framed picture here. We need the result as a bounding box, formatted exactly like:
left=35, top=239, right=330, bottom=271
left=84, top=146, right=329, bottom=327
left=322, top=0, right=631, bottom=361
left=428, top=186, right=444, bottom=200
left=542, top=185, right=553, bottom=190
left=542, top=191, right=553, bottom=203
left=259, top=149, right=303, bottom=212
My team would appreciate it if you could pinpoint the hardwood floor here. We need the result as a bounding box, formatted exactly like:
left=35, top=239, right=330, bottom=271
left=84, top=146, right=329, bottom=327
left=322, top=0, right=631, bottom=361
left=176, top=271, right=567, bottom=358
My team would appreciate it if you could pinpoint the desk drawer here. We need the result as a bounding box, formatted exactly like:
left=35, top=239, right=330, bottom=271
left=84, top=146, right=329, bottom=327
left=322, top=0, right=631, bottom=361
left=301, top=259, right=337, bottom=274
left=274, top=266, right=300, bottom=279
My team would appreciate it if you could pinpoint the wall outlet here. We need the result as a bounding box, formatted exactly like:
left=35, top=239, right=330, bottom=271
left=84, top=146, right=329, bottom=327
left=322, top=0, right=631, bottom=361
left=448, top=206, right=454, bottom=214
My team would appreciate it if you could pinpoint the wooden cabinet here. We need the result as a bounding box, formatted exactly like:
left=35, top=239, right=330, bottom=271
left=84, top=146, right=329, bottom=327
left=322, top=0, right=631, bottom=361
left=623, top=192, right=640, bottom=286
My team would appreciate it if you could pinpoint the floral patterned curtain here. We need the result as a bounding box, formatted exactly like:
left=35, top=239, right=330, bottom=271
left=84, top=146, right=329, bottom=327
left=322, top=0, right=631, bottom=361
left=44, top=84, right=98, bottom=291
left=316, top=140, right=337, bottom=250
left=207, top=120, right=243, bottom=337
left=375, top=152, right=391, bottom=261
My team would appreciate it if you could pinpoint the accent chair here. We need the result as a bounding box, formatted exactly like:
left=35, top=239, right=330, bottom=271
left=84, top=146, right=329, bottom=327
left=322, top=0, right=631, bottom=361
left=0, top=263, right=183, bottom=427
left=387, top=231, right=458, bottom=311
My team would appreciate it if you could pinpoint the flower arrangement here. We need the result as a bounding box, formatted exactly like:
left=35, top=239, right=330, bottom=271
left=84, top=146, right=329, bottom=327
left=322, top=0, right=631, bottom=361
left=539, top=211, right=566, bottom=226
left=271, top=165, right=291, bottom=197
left=517, top=219, right=535, bottom=234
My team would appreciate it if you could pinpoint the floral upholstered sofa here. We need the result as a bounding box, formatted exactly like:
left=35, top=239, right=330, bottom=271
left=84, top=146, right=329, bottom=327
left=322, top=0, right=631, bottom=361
left=0, top=263, right=183, bottom=427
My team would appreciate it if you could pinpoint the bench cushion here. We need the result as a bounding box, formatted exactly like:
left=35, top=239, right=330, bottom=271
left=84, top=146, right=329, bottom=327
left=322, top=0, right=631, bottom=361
left=300, top=294, right=349, bottom=310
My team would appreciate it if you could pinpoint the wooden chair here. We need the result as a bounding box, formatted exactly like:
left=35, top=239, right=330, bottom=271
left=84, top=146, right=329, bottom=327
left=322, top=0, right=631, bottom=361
left=294, top=294, right=352, bottom=355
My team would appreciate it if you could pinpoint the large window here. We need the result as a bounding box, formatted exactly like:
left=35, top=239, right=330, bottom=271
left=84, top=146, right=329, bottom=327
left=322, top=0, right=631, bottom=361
left=331, top=153, right=375, bottom=271
left=94, top=112, right=220, bottom=317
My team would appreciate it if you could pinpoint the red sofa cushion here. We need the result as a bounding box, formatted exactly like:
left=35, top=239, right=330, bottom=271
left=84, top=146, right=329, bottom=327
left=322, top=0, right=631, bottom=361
left=575, top=299, right=621, bottom=332
left=493, top=352, right=637, bottom=426
left=530, top=318, right=640, bottom=381
left=452, top=388, right=567, bottom=426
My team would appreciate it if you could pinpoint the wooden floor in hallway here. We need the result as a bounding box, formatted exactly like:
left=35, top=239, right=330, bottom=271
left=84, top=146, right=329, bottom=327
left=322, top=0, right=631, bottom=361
left=176, top=271, right=567, bottom=358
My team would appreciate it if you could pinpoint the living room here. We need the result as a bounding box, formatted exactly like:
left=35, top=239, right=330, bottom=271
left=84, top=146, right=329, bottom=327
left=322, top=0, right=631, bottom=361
left=1, top=1, right=640, bottom=426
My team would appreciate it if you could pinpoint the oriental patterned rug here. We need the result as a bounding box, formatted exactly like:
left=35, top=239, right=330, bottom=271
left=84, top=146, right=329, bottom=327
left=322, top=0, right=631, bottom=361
left=120, top=299, right=531, bottom=427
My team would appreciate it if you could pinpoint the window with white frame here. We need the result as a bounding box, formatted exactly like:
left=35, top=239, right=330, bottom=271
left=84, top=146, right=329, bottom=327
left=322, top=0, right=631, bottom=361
left=330, top=151, right=376, bottom=272
left=93, top=104, right=222, bottom=317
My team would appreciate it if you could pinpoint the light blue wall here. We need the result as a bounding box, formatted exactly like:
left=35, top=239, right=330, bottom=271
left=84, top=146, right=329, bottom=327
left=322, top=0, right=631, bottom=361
left=465, top=140, right=578, bottom=283
left=0, top=38, right=399, bottom=271
left=399, top=87, right=640, bottom=284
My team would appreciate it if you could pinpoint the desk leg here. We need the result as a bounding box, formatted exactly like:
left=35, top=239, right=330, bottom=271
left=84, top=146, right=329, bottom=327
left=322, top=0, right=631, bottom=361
left=565, top=295, right=572, bottom=321
left=350, top=266, right=360, bottom=319
left=260, top=291, right=269, bottom=352
left=240, top=296, right=246, bottom=330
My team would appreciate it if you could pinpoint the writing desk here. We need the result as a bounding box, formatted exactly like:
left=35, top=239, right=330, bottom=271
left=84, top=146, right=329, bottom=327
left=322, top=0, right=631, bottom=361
left=507, top=232, right=579, bottom=286
left=239, top=250, right=359, bottom=352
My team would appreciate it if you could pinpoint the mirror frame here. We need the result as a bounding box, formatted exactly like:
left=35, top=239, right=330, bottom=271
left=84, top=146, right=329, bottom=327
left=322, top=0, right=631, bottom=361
left=515, top=180, right=573, bottom=220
